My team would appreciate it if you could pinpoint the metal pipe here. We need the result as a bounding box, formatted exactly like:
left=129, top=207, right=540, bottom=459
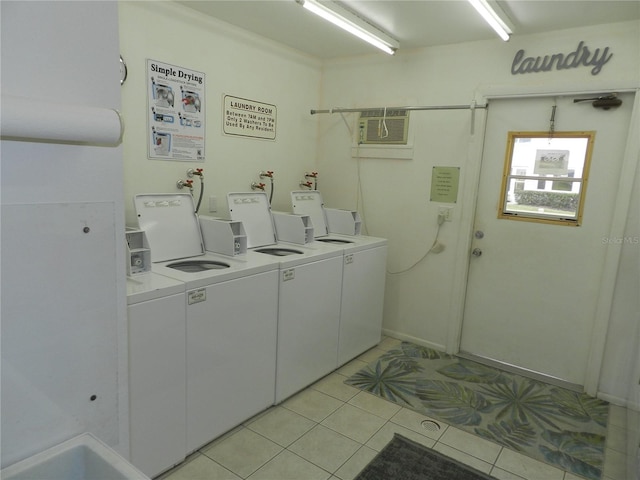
left=310, top=103, right=488, bottom=115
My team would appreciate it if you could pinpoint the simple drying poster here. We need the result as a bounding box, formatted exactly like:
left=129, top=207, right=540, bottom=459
left=147, top=59, right=205, bottom=161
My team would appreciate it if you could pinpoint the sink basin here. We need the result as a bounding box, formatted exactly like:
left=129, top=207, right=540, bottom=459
left=1, top=433, right=149, bottom=480
left=167, top=260, right=230, bottom=272
left=254, top=247, right=303, bottom=256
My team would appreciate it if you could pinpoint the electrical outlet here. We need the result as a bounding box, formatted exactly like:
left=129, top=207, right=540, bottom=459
left=438, top=207, right=453, bottom=222
left=431, top=242, right=446, bottom=254
left=208, top=196, right=217, bottom=213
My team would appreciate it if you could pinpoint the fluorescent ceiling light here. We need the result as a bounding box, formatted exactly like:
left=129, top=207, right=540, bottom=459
left=297, top=0, right=399, bottom=55
left=468, top=0, right=512, bottom=41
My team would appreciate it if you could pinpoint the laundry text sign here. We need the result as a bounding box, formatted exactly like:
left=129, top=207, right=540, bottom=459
left=223, top=95, right=277, bottom=140
left=511, top=41, right=613, bottom=76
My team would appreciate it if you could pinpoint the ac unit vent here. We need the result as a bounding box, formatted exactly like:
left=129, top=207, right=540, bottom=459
left=358, top=109, right=409, bottom=145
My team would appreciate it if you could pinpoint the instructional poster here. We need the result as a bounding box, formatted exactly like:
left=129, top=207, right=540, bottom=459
left=147, top=59, right=205, bottom=161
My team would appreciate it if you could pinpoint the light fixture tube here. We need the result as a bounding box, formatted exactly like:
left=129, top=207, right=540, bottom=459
left=298, top=0, right=399, bottom=55
left=468, top=0, right=512, bottom=41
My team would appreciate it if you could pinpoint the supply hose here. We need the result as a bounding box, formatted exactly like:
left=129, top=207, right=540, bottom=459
left=195, top=175, right=204, bottom=213
left=269, top=176, right=274, bottom=204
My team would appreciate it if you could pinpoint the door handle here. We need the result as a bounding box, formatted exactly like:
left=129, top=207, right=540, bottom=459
left=472, top=248, right=482, bottom=257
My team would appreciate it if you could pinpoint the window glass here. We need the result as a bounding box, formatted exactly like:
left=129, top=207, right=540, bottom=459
left=499, top=132, right=595, bottom=225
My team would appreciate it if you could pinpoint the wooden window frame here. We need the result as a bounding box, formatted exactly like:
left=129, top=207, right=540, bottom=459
left=498, top=131, right=595, bottom=226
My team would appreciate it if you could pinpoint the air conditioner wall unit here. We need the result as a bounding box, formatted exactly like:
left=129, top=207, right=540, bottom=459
left=358, top=109, right=409, bottom=145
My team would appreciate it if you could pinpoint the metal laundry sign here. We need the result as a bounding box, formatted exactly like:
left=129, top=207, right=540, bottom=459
left=511, top=41, right=613, bottom=76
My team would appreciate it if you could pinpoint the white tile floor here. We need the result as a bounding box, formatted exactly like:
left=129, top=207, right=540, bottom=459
left=159, top=337, right=634, bottom=480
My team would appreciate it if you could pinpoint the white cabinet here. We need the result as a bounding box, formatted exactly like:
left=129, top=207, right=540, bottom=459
left=128, top=286, right=186, bottom=478
left=125, top=241, right=386, bottom=472
left=275, top=256, right=343, bottom=403
left=338, top=246, right=388, bottom=366
left=186, top=271, right=279, bottom=452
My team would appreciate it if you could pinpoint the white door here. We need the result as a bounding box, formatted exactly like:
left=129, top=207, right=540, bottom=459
left=460, top=93, right=635, bottom=387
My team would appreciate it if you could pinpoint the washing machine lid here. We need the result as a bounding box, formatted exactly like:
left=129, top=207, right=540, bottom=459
left=134, top=193, right=204, bottom=262
left=290, top=190, right=329, bottom=237
left=227, top=192, right=277, bottom=248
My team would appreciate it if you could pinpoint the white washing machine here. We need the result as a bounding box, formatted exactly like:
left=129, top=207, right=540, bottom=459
left=227, top=192, right=344, bottom=403
left=126, top=272, right=186, bottom=478
left=134, top=193, right=280, bottom=454
left=291, top=191, right=388, bottom=366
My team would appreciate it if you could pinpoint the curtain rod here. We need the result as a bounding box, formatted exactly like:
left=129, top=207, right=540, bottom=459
left=310, top=102, right=488, bottom=115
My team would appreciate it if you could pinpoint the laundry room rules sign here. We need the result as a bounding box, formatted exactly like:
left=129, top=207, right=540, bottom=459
left=223, top=95, right=277, bottom=140
left=147, top=59, right=206, bottom=161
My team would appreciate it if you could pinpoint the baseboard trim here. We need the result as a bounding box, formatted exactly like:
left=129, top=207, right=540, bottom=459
left=458, top=351, right=583, bottom=393
left=381, top=329, right=446, bottom=353
left=597, top=392, right=640, bottom=410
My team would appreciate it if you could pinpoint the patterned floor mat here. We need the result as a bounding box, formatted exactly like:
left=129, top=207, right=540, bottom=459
left=345, top=342, right=609, bottom=480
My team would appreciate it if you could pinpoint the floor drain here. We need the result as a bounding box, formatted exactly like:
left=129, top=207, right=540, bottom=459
left=421, top=419, right=441, bottom=431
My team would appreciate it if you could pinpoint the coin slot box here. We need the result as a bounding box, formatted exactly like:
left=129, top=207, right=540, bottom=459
left=272, top=212, right=314, bottom=245
left=126, top=228, right=151, bottom=275
left=290, top=190, right=361, bottom=236
left=199, top=216, right=247, bottom=256
left=325, top=208, right=362, bottom=236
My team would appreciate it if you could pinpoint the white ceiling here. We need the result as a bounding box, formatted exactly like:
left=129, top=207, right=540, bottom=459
left=179, top=0, right=640, bottom=59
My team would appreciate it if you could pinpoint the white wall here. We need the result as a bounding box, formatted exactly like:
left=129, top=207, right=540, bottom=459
left=1, top=0, right=127, bottom=467
left=316, top=21, right=640, bottom=401
left=600, top=151, right=640, bottom=406
left=118, top=1, right=323, bottom=226
left=118, top=5, right=637, bottom=405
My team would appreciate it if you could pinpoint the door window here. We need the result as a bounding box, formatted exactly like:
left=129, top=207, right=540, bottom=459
left=499, top=131, right=595, bottom=226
